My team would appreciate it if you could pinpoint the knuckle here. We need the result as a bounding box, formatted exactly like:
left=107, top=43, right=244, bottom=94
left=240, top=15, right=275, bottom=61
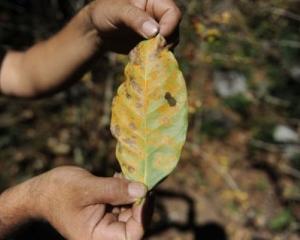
left=123, top=5, right=146, bottom=25
left=120, top=180, right=129, bottom=196
left=124, top=5, right=138, bottom=18
left=104, top=178, right=127, bottom=198
left=103, top=179, right=116, bottom=195
left=129, top=0, right=147, bottom=7
left=113, top=178, right=127, bottom=195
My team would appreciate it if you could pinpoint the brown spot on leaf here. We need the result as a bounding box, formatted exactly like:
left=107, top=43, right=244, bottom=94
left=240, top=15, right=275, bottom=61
left=128, top=166, right=135, bottom=173
left=129, top=47, right=141, bottom=65
left=129, top=122, right=136, bottom=130
left=130, top=78, right=142, bottom=94
left=164, top=92, right=177, bottom=107
left=161, top=117, right=170, bottom=125
left=126, top=91, right=131, bottom=99
left=136, top=102, right=143, bottom=109
left=124, top=138, right=136, bottom=147
left=122, top=162, right=136, bottom=173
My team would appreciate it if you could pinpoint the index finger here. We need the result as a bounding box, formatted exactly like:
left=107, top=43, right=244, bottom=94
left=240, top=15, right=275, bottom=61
left=147, top=0, right=182, bottom=37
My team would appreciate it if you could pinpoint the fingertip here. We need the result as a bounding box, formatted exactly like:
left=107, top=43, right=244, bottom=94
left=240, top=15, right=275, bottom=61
left=159, top=23, right=173, bottom=38
left=126, top=218, right=145, bottom=240
left=121, top=4, right=159, bottom=39
left=93, top=177, right=134, bottom=205
left=132, top=202, right=144, bottom=224
left=158, top=7, right=182, bottom=38
left=113, top=172, right=121, bottom=178
left=142, top=20, right=160, bottom=39
left=174, top=6, right=183, bottom=23
left=113, top=172, right=126, bottom=179
left=128, top=182, right=147, bottom=199
left=112, top=207, right=121, bottom=215
left=118, top=208, right=133, bottom=222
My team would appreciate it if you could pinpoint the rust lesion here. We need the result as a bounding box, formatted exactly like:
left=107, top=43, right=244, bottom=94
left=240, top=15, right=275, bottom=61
left=129, top=47, right=142, bottom=65
left=129, top=77, right=142, bottom=94
left=121, top=162, right=136, bottom=173
left=164, top=92, right=177, bottom=107
left=160, top=117, right=171, bottom=125
left=126, top=91, right=131, bottom=99
left=129, top=122, right=137, bottom=130
left=124, top=137, right=136, bottom=148
left=128, top=166, right=135, bottom=173
left=136, top=101, right=143, bottom=109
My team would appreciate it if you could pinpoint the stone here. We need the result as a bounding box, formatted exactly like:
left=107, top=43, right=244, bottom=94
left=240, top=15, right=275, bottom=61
left=213, top=70, right=247, bottom=97
left=290, top=65, right=300, bottom=82
left=273, top=125, right=299, bottom=143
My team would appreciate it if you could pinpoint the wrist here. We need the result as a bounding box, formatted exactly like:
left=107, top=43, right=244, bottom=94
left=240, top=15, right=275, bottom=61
left=0, top=178, right=41, bottom=236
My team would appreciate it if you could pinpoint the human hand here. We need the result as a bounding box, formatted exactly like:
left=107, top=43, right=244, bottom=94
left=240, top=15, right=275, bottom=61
left=0, top=0, right=181, bottom=97
left=87, top=0, right=182, bottom=52
left=31, top=166, right=150, bottom=240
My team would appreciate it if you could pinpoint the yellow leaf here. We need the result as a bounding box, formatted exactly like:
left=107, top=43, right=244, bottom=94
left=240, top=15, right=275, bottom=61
left=110, top=35, right=188, bottom=190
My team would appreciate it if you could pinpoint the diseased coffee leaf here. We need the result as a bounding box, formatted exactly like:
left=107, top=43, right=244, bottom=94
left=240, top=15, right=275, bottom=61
left=110, top=35, right=188, bottom=190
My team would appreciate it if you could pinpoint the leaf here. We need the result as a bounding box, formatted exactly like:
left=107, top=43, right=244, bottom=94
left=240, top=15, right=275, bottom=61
left=269, top=209, right=293, bottom=231
left=110, top=35, right=188, bottom=190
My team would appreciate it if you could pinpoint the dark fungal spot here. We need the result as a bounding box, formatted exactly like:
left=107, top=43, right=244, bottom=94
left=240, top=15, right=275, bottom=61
left=128, top=166, right=135, bottom=173
left=136, top=102, right=143, bottom=109
left=124, top=138, right=136, bottom=147
left=126, top=91, right=131, bottom=99
left=164, top=92, right=177, bottom=107
left=129, top=122, right=136, bottom=130
left=122, top=162, right=135, bottom=173
left=130, top=77, right=142, bottom=94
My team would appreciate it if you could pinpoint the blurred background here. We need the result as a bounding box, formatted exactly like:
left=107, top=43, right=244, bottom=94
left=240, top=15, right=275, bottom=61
left=1, top=0, right=300, bottom=239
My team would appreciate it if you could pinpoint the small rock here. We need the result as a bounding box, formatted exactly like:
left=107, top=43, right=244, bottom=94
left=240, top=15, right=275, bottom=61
left=213, top=70, right=247, bottom=97
left=283, top=145, right=300, bottom=160
left=74, top=147, right=84, bottom=165
left=20, top=109, right=34, bottom=121
left=273, top=125, right=299, bottom=143
left=202, top=109, right=235, bottom=138
left=163, top=198, right=188, bottom=224
left=290, top=65, right=300, bottom=82
left=33, top=159, right=46, bottom=171
left=47, top=137, right=71, bottom=155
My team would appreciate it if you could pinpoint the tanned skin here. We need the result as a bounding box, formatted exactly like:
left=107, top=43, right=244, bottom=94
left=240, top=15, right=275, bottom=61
left=0, top=0, right=181, bottom=239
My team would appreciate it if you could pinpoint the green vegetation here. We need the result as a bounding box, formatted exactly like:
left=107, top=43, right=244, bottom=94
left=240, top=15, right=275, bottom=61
left=269, top=209, right=294, bottom=232
left=223, top=94, right=252, bottom=116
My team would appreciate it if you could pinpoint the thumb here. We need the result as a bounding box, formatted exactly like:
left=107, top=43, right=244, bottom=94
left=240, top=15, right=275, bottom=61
left=89, top=177, right=147, bottom=205
left=120, top=4, right=159, bottom=39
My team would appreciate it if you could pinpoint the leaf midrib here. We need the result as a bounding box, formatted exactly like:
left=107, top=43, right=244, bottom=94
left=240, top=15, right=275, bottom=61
left=143, top=43, right=149, bottom=186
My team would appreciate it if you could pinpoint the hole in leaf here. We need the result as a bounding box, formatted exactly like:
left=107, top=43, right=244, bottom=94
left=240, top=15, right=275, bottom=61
left=164, top=92, right=177, bottom=107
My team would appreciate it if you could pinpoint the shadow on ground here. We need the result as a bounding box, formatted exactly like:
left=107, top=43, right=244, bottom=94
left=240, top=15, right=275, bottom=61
left=7, top=221, right=64, bottom=240
left=146, top=189, right=228, bottom=240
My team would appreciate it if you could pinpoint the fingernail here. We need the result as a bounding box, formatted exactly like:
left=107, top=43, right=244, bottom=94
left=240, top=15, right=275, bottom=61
left=142, top=20, right=159, bottom=38
left=128, top=182, right=147, bottom=198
